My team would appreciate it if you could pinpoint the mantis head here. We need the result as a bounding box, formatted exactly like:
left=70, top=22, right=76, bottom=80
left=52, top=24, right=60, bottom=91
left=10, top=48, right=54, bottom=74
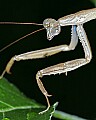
left=43, top=18, right=61, bottom=40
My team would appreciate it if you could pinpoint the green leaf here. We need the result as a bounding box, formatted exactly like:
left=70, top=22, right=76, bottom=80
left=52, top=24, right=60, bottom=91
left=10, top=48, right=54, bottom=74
left=0, top=77, right=57, bottom=120
left=53, top=110, right=87, bottom=120
left=27, top=102, right=58, bottom=120
left=0, top=77, right=42, bottom=112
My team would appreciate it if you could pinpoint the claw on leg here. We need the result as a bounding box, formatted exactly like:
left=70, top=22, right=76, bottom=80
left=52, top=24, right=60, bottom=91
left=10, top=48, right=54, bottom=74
left=36, top=71, right=52, bottom=114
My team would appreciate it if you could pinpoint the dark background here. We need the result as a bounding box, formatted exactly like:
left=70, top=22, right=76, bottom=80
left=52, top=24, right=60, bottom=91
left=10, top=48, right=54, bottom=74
left=0, top=0, right=96, bottom=119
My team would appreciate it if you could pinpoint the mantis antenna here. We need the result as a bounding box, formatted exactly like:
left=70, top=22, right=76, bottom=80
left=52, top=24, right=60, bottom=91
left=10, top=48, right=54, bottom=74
left=0, top=22, right=44, bottom=52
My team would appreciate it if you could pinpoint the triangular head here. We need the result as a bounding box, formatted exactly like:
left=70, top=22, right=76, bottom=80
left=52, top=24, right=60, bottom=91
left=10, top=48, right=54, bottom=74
left=43, top=18, right=61, bottom=40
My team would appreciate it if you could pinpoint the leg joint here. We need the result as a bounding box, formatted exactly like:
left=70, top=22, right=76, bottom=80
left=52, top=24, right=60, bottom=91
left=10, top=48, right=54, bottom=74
left=86, top=55, right=92, bottom=63
left=36, top=71, right=43, bottom=80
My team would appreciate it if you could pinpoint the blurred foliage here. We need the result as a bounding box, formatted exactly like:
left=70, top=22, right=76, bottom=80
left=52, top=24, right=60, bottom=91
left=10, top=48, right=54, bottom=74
left=90, top=0, right=96, bottom=6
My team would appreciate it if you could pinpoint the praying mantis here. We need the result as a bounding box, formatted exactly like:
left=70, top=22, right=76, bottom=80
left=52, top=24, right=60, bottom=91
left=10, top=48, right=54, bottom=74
left=0, top=8, right=96, bottom=114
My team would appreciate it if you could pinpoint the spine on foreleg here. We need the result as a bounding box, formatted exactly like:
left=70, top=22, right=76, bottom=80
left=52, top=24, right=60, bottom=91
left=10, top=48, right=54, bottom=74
left=63, top=58, right=87, bottom=73
left=39, top=58, right=87, bottom=76
left=40, top=63, right=65, bottom=76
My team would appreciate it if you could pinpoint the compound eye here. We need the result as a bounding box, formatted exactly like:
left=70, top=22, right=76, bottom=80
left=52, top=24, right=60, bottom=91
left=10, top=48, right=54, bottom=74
left=43, top=18, right=53, bottom=28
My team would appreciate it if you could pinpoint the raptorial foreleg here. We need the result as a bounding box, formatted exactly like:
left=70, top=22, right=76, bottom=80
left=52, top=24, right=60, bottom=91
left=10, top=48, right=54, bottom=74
left=36, top=24, right=92, bottom=114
